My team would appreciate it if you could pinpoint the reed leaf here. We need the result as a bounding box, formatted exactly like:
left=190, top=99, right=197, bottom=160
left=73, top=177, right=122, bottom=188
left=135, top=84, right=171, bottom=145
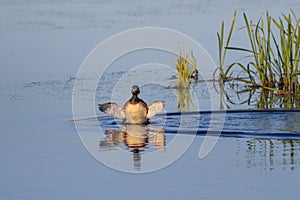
left=217, top=10, right=237, bottom=82
left=173, top=49, right=198, bottom=89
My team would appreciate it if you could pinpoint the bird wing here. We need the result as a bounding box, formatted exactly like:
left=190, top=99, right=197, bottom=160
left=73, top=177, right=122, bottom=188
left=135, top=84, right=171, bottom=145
left=146, top=101, right=164, bottom=119
left=98, top=102, right=126, bottom=120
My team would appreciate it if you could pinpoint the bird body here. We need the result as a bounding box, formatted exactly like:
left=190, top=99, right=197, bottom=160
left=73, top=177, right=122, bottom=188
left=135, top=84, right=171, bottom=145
left=124, top=102, right=148, bottom=124
left=99, top=86, right=164, bottom=124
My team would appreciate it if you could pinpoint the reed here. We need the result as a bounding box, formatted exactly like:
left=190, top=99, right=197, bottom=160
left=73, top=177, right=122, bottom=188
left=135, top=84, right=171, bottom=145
left=272, top=9, right=300, bottom=92
left=216, top=10, right=237, bottom=83
left=224, top=9, right=300, bottom=94
left=225, top=12, right=276, bottom=87
left=173, top=49, right=198, bottom=88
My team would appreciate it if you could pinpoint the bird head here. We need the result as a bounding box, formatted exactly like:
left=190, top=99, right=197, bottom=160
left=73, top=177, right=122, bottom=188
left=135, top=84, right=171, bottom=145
left=131, top=85, right=140, bottom=95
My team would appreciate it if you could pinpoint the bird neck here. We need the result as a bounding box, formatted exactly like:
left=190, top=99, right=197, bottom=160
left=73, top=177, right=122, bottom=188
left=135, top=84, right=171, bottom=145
left=130, top=94, right=140, bottom=104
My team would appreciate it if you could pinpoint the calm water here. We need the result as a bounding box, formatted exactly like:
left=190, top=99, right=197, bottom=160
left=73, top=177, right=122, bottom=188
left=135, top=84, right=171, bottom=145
left=1, top=0, right=300, bottom=199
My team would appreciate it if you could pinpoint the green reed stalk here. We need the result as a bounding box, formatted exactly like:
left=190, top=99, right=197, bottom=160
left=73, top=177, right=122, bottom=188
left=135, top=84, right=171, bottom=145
left=242, top=12, right=276, bottom=87
left=216, top=10, right=236, bottom=83
left=174, top=49, right=198, bottom=88
left=272, top=9, right=300, bottom=92
left=226, top=10, right=300, bottom=92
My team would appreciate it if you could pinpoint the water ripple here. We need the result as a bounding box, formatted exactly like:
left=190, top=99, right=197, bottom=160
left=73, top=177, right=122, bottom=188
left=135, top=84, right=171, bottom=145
left=97, top=109, right=300, bottom=140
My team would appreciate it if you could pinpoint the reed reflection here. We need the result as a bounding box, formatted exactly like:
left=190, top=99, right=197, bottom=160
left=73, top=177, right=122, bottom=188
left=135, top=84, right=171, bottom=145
left=236, top=139, right=300, bottom=171
left=99, top=124, right=165, bottom=171
left=217, top=82, right=300, bottom=109
left=176, top=87, right=195, bottom=112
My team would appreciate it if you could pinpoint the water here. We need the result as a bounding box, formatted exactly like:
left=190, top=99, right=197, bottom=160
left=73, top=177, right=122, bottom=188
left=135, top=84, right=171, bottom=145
left=1, top=0, right=300, bottom=199
left=83, top=110, right=300, bottom=172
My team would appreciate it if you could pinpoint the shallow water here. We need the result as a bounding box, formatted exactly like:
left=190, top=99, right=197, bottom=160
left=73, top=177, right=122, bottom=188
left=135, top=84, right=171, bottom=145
left=1, top=0, right=300, bottom=199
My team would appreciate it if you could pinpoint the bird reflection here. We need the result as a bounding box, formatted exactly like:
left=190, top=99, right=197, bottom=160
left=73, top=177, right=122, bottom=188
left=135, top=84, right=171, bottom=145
left=99, top=124, right=165, bottom=171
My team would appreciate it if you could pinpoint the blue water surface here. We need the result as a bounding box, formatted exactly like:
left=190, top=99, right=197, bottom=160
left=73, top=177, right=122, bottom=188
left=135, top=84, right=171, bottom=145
left=1, top=0, right=300, bottom=199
